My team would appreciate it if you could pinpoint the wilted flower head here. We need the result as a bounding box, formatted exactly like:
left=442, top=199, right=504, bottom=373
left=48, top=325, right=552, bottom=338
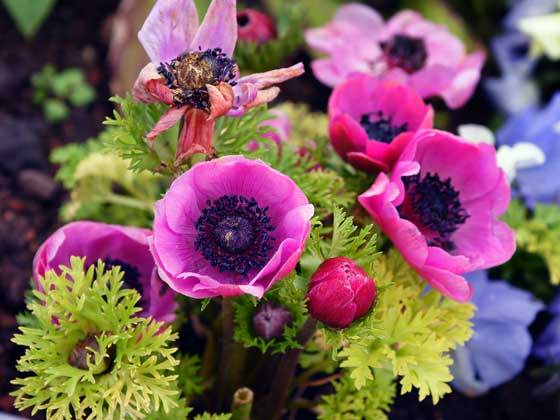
left=497, top=92, right=560, bottom=207
left=237, top=8, right=277, bottom=44
left=328, top=75, right=433, bottom=172
left=252, top=302, right=293, bottom=340
left=305, top=4, right=485, bottom=108
left=359, top=130, right=516, bottom=302
left=451, top=271, right=542, bottom=396
left=33, top=221, right=177, bottom=323
left=306, top=257, right=376, bottom=329
left=151, top=156, right=314, bottom=298
left=133, top=0, right=304, bottom=165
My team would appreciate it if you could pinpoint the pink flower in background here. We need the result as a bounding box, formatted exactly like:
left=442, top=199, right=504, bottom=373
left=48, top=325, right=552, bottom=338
left=328, top=75, right=433, bottom=172
left=237, top=8, right=277, bottom=44
left=133, top=0, right=304, bottom=164
left=247, top=108, right=291, bottom=152
left=33, top=221, right=177, bottom=324
left=307, top=257, right=376, bottom=329
left=151, top=156, right=314, bottom=299
left=359, top=130, right=515, bottom=302
left=306, top=4, right=485, bottom=108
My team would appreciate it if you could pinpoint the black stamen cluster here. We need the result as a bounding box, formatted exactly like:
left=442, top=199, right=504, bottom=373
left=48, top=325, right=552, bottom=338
left=360, top=111, right=408, bottom=143
left=402, top=173, right=469, bottom=251
left=103, top=258, right=144, bottom=296
left=157, top=48, right=238, bottom=110
left=195, top=195, right=275, bottom=275
left=381, top=34, right=427, bottom=74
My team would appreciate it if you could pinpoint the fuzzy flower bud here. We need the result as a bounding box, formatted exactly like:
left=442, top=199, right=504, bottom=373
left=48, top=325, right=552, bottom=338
left=237, top=9, right=277, bottom=44
left=307, top=257, right=376, bottom=329
left=68, top=333, right=112, bottom=374
left=252, top=302, right=293, bottom=340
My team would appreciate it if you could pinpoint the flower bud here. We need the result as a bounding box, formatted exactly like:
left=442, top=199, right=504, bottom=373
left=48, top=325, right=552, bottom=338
left=307, top=257, right=376, bottom=329
left=237, top=9, right=277, bottom=44
left=252, top=302, right=293, bottom=340
left=68, top=333, right=112, bottom=374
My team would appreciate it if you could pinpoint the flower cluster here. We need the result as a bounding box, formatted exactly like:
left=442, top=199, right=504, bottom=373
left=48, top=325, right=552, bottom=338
left=13, top=0, right=560, bottom=418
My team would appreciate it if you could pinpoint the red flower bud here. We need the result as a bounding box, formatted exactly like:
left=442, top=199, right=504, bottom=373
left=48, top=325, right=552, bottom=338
left=306, top=257, right=376, bottom=329
left=237, top=9, right=277, bottom=44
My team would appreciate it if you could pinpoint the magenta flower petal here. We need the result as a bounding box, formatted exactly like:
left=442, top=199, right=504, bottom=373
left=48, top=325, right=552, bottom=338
left=152, top=156, right=314, bottom=299
left=33, top=221, right=177, bottom=323
left=190, top=0, right=237, bottom=56
left=328, top=75, right=433, bottom=172
left=359, top=130, right=515, bottom=302
left=138, top=0, right=199, bottom=64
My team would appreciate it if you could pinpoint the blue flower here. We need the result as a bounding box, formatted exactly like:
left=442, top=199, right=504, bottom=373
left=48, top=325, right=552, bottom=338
left=451, top=271, right=543, bottom=396
left=503, top=0, right=558, bottom=31
left=497, top=93, right=560, bottom=206
left=534, top=294, right=560, bottom=363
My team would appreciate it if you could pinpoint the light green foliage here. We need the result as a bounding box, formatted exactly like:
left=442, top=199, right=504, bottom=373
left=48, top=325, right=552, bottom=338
left=324, top=251, right=474, bottom=404
left=31, top=65, right=96, bottom=123
left=194, top=413, right=232, bottom=420
left=234, top=273, right=308, bottom=354
left=177, top=354, right=205, bottom=400
left=59, top=151, right=162, bottom=227
left=103, top=95, right=178, bottom=174
left=504, top=199, right=560, bottom=284
left=276, top=103, right=329, bottom=151
left=317, top=373, right=396, bottom=420
left=266, top=0, right=344, bottom=27
left=2, top=0, right=56, bottom=38
left=307, top=207, right=378, bottom=273
left=50, top=139, right=104, bottom=188
left=11, top=257, right=180, bottom=419
left=235, top=4, right=304, bottom=73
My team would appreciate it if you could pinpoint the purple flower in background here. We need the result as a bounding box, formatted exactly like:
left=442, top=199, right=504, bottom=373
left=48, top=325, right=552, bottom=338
left=451, top=271, right=543, bottom=396
left=497, top=92, right=560, bottom=206
left=133, top=0, right=304, bottom=164
left=33, top=221, right=177, bottom=324
left=534, top=295, right=560, bottom=363
left=305, top=4, right=485, bottom=108
left=151, top=156, right=314, bottom=299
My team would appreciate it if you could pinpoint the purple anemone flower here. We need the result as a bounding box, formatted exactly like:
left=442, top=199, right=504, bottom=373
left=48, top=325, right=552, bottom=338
left=33, top=221, right=177, bottom=324
left=358, top=130, right=516, bottom=302
left=497, top=92, right=560, bottom=206
left=534, top=294, right=560, bottom=364
left=451, top=271, right=543, bottom=396
left=328, top=75, right=433, bottom=173
left=133, top=0, right=304, bottom=165
left=151, top=156, right=314, bottom=299
left=305, top=4, right=485, bottom=109
left=247, top=108, right=291, bottom=152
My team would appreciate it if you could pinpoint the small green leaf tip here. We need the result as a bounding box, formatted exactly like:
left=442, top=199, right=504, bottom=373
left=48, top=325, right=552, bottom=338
left=10, top=257, right=180, bottom=420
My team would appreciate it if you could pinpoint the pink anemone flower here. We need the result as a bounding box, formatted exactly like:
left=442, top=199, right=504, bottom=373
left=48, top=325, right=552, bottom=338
left=133, top=0, right=304, bottom=164
left=359, top=130, right=515, bottom=302
left=151, top=156, right=314, bottom=299
left=328, top=75, right=433, bottom=172
left=33, top=221, right=177, bottom=324
left=305, top=4, right=485, bottom=109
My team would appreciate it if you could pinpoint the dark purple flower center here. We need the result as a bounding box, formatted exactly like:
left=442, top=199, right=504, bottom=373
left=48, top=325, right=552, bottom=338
left=195, top=195, right=275, bottom=275
left=381, top=34, right=427, bottom=74
left=103, top=258, right=144, bottom=296
left=399, top=173, right=469, bottom=251
left=237, top=12, right=250, bottom=27
left=158, top=48, right=238, bottom=110
left=360, top=112, right=408, bottom=143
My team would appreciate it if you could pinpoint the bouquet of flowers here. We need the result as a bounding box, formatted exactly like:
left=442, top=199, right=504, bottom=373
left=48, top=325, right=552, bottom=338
left=7, top=0, right=560, bottom=419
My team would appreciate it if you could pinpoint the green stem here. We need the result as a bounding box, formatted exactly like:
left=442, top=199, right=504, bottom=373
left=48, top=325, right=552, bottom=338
left=103, top=194, right=155, bottom=212
left=264, top=316, right=318, bottom=420
left=231, top=387, right=254, bottom=420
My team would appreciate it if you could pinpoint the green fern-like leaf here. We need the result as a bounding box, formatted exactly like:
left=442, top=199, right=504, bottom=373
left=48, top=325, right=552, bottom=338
left=11, top=257, right=180, bottom=419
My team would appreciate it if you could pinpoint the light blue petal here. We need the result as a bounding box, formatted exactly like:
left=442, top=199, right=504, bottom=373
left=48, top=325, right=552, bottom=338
left=485, top=74, right=540, bottom=116
left=451, top=345, right=491, bottom=396
left=534, top=316, right=560, bottom=363
left=491, top=32, right=537, bottom=76
left=504, top=0, right=558, bottom=31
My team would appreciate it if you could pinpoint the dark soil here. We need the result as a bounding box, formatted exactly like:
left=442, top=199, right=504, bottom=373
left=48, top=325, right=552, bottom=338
left=0, top=0, right=559, bottom=419
left=0, top=0, right=119, bottom=414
